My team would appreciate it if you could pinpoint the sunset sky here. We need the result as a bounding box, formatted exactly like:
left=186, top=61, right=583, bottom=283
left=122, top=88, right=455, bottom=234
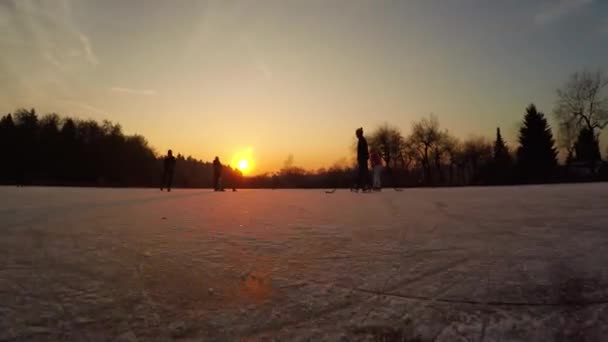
left=1, top=0, right=607, bottom=174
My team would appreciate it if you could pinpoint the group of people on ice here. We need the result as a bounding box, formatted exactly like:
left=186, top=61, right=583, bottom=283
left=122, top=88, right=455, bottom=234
left=160, top=150, right=225, bottom=192
left=160, top=127, right=384, bottom=192
left=353, top=127, right=383, bottom=192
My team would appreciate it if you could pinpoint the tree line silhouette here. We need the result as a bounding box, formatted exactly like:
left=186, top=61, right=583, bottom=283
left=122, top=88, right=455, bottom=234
left=1, top=69, right=607, bottom=189
left=271, top=70, right=608, bottom=188
left=0, top=109, right=243, bottom=188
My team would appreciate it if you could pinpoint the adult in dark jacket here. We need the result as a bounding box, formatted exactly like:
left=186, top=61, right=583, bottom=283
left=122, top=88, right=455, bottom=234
left=354, top=128, right=371, bottom=191
left=161, top=150, right=176, bottom=191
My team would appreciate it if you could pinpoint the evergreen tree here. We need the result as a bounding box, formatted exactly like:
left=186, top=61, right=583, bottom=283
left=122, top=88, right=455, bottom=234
left=574, top=127, right=601, bottom=172
left=493, top=127, right=511, bottom=163
left=491, top=127, right=512, bottom=184
left=13, top=108, right=39, bottom=184
left=517, top=104, right=558, bottom=183
left=0, top=114, right=16, bottom=182
left=0, top=113, right=14, bottom=128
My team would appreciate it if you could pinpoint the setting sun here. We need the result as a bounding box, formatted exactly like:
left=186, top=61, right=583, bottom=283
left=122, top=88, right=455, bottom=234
left=238, top=159, right=249, bottom=172
left=231, top=148, right=255, bottom=175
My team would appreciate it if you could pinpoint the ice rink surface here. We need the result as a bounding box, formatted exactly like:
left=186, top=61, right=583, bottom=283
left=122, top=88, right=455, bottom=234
left=1, top=184, right=608, bottom=341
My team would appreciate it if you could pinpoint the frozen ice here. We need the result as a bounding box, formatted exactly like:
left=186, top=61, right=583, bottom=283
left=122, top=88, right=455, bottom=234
left=1, top=184, right=608, bottom=341
left=116, top=330, right=138, bottom=342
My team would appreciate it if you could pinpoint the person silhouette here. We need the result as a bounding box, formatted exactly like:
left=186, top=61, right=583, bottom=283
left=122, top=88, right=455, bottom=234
left=213, top=156, right=224, bottom=191
left=370, top=148, right=383, bottom=191
left=161, top=150, right=176, bottom=192
left=354, top=128, right=371, bottom=192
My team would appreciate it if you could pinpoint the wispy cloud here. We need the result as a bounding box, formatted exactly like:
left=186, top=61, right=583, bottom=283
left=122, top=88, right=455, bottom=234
left=110, top=87, right=157, bottom=96
left=78, top=32, right=98, bottom=66
left=535, top=0, right=594, bottom=25
left=61, top=100, right=107, bottom=115
left=242, top=34, right=273, bottom=80
left=43, top=51, right=66, bottom=70
left=0, top=0, right=101, bottom=106
left=0, top=0, right=99, bottom=69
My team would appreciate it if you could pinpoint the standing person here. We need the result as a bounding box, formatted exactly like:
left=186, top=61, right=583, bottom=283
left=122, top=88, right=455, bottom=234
left=213, top=156, right=224, bottom=191
left=355, top=127, right=371, bottom=192
left=370, top=148, right=383, bottom=191
left=161, top=150, right=176, bottom=192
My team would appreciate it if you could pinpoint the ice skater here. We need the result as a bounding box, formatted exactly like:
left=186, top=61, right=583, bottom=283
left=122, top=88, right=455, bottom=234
left=352, top=127, right=371, bottom=192
left=161, top=149, right=176, bottom=192
left=370, top=148, right=383, bottom=191
left=213, top=156, right=224, bottom=191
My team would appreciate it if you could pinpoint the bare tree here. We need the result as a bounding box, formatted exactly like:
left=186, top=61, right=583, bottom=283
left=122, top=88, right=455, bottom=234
left=555, top=70, right=608, bottom=132
left=557, top=120, right=577, bottom=164
left=369, top=123, right=405, bottom=170
left=441, top=134, right=460, bottom=185
left=398, top=139, right=417, bottom=171
left=452, top=145, right=468, bottom=185
left=408, top=114, right=442, bottom=184
left=554, top=70, right=607, bottom=172
left=430, top=130, right=457, bottom=185
left=462, top=136, right=492, bottom=184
